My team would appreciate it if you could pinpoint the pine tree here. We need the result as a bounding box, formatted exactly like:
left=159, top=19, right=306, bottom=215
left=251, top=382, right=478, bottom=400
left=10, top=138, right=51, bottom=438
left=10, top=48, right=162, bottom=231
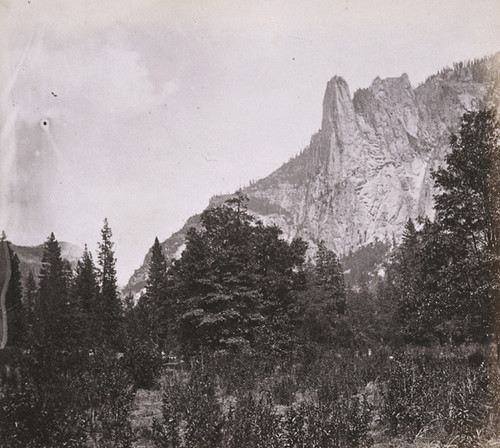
left=175, top=193, right=307, bottom=355
left=401, top=218, right=417, bottom=248
left=387, top=218, right=443, bottom=344
left=36, top=233, right=74, bottom=372
left=1, top=233, right=134, bottom=447
left=97, top=219, right=122, bottom=349
left=23, top=271, right=38, bottom=344
left=5, top=245, right=25, bottom=347
left=138, top=237, right=168, bottom=346
left=389, top=109, right=500, bottom=345
left=254, top=224, right=307, bottom=353
left=299, top=241, right=346, bottom=345
left=314, top=241, right=346, bottom=314
left=72, top=245, right=100, bottom=349
left=434, top=109, right=499, bottom=252
left=432, top=109, right=500, bottom=343
left=176, top=195, right=262, bottom=353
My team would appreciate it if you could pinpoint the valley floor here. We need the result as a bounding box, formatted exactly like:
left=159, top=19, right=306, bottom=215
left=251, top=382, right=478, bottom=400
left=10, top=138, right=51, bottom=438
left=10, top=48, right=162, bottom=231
left=127, top=345, right=500, bottom=448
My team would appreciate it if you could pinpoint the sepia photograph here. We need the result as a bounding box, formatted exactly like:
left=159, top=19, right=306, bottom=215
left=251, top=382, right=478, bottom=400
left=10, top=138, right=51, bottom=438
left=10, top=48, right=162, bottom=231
left=1, top=0, right=500, bottom=446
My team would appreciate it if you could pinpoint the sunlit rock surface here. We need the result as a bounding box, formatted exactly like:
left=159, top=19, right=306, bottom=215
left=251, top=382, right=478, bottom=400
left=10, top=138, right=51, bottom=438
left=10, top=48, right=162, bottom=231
left=125, top=54, right=500, bottom=296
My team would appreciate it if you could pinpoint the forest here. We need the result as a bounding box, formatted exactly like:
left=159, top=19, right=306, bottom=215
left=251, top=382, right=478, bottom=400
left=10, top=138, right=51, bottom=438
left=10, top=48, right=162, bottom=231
left=1, top=109, right=500, bottom=447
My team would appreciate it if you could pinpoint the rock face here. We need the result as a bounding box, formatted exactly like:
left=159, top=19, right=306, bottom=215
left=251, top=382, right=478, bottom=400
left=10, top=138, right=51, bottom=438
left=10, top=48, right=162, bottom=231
left=125, top=54, right=500, bottom=296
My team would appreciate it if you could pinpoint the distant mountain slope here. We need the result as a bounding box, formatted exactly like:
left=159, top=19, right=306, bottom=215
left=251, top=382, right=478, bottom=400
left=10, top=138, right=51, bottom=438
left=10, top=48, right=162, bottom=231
left=125, top=53, right=500, bottom=297
left=10, top=242, right=82, bottom=282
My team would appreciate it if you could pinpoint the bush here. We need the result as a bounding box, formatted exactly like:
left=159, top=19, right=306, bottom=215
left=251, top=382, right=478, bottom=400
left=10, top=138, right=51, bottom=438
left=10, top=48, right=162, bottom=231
left=124, top=342, right=163, bottom=390
left=381, top=352, right=490, bottom=445
left=153, top=367, right=224, bottom=448
left=224, top=393, right=282, bottom=448
left=0, top=368, right=88, bottom=448
left=152, top=354, right=374, bottom=448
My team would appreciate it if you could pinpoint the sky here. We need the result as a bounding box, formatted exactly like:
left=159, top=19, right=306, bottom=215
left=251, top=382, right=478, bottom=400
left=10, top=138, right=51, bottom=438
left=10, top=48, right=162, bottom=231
left=1, top=0, right=499, bottom=284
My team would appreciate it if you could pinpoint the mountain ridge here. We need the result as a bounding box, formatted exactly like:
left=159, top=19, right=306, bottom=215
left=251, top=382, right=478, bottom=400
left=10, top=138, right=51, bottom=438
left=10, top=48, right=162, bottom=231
left=124, top=53, right=500, bottom=297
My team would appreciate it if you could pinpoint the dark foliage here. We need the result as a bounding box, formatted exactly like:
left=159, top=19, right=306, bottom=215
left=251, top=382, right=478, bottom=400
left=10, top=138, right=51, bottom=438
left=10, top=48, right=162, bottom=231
left=172, top=192, right=307, bottom=356
left=97, top=219, right=123, bottom=349
left=0, top=233, right=133, bottom=448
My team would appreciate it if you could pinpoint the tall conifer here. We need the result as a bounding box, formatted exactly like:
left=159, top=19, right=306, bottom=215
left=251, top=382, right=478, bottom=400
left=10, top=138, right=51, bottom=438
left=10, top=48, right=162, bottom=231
left=23, top=271, right=37, bottom=344
left=97, top=219, right=122, bottom=348
left=140, top=237, right=168, bottom=346
left=72, top=245, right=100, bottom=349
left=5, top=244, right=25, bottom=347
left=37, top=233, right=70, bottom=370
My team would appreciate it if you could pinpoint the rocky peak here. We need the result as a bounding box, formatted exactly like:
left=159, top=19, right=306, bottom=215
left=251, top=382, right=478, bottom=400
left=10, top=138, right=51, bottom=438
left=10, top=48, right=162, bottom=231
left=321, top=76, right=353, bottom=134
left=124, top=53, right=500, bottom=297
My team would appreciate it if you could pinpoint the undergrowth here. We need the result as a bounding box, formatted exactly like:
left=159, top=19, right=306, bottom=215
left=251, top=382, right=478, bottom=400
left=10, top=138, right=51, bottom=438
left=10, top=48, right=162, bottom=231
left=146, top=346, right=498, bottom=448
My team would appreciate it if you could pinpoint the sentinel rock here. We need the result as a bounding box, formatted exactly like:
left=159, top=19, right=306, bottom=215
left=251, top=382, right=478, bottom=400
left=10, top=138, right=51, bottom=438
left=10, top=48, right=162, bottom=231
left=125, top=54, right=500, bottom=295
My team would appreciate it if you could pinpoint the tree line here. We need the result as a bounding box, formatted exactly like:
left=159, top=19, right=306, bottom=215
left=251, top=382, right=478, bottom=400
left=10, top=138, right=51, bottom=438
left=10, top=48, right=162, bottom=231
left=0, top=196, right=348, bottom=446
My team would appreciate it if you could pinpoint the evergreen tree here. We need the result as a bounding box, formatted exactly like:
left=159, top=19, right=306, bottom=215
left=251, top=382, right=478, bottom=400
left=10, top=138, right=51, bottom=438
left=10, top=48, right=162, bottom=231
left=174, top=193, right=307, bottom=355
left=4, top=244, right=25, bottom=347
left=314, top=241, right=346, bottom=314
left=23, top=271, right=38, bottom=344
left=388, top=109, right=500, bottom=344
left=387, top=219, right=444, bottom=344
left=36, top=233, right=69, bottom=370
left=176, top=194, right=262, bottom=353
left=401, top=218, right=417, bottom=247
left=389, top=219, right=422, bottom=342
left=145, top=238, right=167, bottom=302
left=35, top=233, right=87, bottom=373
left=433, top=109, right=499, bottom=252
left=299, top=241, right=347, bottom=345
left=1, top=233, right=135, bottom=447
left=97, top=219, right=122, bottom=348
left=137, top=238, right=168, bottom=346
left=72, top=245, right=100, bottom=349
left=432, top=109, right=500, bottom=343
left=253, top=225, right=307, bottom=353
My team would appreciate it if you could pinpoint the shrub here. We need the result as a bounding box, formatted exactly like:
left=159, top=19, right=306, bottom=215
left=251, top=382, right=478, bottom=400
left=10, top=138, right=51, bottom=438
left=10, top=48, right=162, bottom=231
left=224, top=393, right=282, bottom=448
left=153, top=367, right=224, bottom=448
left=381, top=352, right=489, bottom=445
left=124, top=342, right=163, bottom=390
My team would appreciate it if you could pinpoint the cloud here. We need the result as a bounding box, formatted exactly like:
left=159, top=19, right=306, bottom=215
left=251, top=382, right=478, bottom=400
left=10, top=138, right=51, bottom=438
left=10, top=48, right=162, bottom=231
left=9, top=35, right=166, bottom=122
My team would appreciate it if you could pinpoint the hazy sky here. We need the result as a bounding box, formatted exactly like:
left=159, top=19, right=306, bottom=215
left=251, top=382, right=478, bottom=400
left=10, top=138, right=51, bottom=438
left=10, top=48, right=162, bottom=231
left=1, top=0, right=499, bottom=284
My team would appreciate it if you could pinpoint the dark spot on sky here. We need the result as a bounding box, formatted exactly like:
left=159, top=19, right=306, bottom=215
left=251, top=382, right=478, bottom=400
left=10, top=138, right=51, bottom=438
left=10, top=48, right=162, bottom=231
left=51, top=92, right=57, bottom=97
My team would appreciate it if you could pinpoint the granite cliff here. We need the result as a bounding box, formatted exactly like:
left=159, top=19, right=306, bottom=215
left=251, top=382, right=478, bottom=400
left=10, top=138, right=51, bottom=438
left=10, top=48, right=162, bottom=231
left=125, top=54, right=500, bottom=296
